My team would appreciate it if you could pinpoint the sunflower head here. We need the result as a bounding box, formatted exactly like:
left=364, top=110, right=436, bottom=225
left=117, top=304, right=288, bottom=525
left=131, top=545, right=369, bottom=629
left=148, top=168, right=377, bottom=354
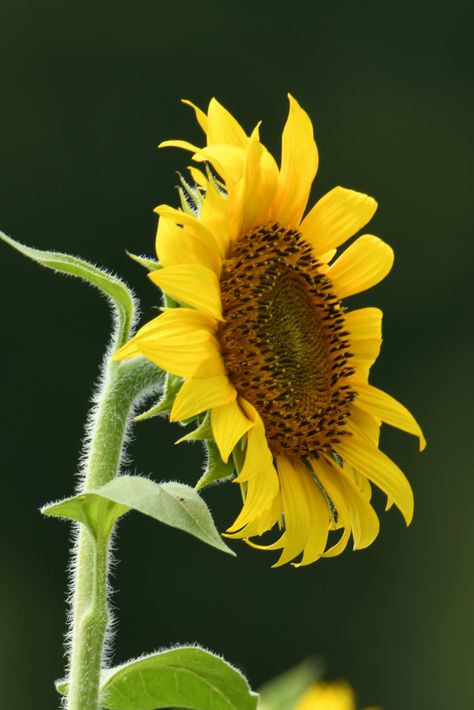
left=114, top=95, right=425, bottom=567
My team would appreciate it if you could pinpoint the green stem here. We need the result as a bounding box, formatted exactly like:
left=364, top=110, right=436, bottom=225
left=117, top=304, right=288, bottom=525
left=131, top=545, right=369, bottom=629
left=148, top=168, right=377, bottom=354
left=66, top=356, right=163, bottom=710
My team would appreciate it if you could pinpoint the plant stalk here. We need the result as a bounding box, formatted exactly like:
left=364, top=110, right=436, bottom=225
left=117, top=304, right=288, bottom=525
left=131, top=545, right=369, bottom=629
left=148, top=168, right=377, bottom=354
left=66, top=356, right=162, bottom=710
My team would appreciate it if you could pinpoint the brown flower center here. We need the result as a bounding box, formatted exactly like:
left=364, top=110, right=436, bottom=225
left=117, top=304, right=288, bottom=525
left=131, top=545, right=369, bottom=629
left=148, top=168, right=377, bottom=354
left=218, top=224, right=356, bottom=457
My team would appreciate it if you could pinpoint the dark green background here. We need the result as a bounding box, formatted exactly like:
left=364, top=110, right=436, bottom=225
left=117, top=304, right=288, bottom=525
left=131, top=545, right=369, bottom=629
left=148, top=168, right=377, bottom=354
left=1, top=1, right=472, bottom=708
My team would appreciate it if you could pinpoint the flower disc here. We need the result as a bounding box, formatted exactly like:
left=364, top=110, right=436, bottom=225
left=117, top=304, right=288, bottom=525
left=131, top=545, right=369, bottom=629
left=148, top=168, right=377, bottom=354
left=219, top=223, right=356, bottom=457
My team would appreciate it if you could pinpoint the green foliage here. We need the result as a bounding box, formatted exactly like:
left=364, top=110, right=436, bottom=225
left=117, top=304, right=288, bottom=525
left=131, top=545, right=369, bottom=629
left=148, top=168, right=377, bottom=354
left=257, top=657, right=324, bottom=710
left=0, top=230, right=136, bottom=347
left=42, top=475, right=235, bottom=555
left=57, top=646, right=257, bottom=709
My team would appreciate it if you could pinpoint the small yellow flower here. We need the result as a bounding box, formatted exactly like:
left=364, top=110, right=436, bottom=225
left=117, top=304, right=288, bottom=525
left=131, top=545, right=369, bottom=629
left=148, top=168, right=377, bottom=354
left=294, top=680, right=380, bottom=710
left=114, top=95, right=425, bottom=566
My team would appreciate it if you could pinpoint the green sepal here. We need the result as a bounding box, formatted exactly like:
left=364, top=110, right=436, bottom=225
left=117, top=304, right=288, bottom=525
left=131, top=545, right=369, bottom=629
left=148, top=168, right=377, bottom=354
left=135, top=373, right=182, bottom=420
left=257, top=657, right=324, bottom=710
left=126, top=250, right=161, bottom=272
left=57, top=646, right=257, bottom=710
left=0, top=230, right=136, bottom=348
left=176, top=411, right=213, bottom=443
left=42, top=475, right=234, bottom=555
left=196, top=440, right=235, bottom=490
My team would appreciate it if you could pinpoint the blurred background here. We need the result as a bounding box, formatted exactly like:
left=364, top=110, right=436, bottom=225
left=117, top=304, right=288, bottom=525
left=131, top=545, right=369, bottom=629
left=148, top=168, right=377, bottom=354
left=1, top=0, right=472, bottom=707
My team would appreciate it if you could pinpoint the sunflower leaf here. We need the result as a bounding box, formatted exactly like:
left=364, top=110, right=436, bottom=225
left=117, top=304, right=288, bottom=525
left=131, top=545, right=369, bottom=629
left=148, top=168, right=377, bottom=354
left=0, top=230, right=136, bottom=348
left=42, top=476, right=234, bottom=554
left=196, top=440, right=235, bottom=490
left=57, top=646, right=257, bottom=709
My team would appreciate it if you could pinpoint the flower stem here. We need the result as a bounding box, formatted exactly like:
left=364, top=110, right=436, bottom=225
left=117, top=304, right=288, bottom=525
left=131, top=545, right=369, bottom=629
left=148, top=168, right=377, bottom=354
left=66, top=356, right=163, bottom=710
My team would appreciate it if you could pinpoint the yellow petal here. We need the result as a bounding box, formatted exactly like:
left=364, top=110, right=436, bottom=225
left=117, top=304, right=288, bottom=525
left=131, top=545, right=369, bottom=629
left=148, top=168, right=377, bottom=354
left=149, top=264, right=223, bottom=321
left=327, top=235, right=394, bottom=298
left=335, top=435, right=414, bottom=525
left=315, top=456, right=380, bottom=550
left=272, top=94, right=319, bottom=227
left=344, top=307, right=382, bottom=341
left=271, top=456, right=316, bottom=567
left=170, top=375, right=236, bottom=421
left=226, top=401, right=280, bottom=533
left=115, top=309, right=223, bottom=379
left=113, top=338, right=141, bottom=361
left=230, top=125, right=278, bottom=237
left=293, top=462, right=330, bottom=567
left=211, top=399, right=253, bottom=463
left=206, top=98, right=248, bottom=147
left=155, top=213, right=221, bottom=275
left=188, top=166, right=208, bottom=188
left=354, top=381, right=426, bottom=450
left=348, top=402, right=381, bottom=446
left=159, top=138, right=202, bottom=153
left=351, top=338, right=382, bottom=377
left=193, top=144, right=246, bottom=187
left=181, top=99, right=208, bottom=133
left=154, top=204, right=219, bottom=251
left=294, top=681, right=356, bottom=710
left=301, top=186, right=377, bottom=255
left=199, top=181, right=232, bottom=258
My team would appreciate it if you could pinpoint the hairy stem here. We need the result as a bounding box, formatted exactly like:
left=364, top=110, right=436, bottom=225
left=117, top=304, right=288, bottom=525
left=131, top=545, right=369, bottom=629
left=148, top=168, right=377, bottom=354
left=66, top=356, right=163, bottom=710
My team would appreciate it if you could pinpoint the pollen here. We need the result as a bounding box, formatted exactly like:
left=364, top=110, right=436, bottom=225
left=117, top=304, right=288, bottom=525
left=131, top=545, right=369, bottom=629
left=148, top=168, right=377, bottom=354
left=218, top=224, right=356, bottom=457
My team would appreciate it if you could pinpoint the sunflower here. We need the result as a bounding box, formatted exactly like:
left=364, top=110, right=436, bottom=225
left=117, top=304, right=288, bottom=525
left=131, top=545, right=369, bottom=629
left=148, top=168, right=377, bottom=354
left=114, top=95, right=425, bottom=567
left=293, top=680, right=380, bottom=710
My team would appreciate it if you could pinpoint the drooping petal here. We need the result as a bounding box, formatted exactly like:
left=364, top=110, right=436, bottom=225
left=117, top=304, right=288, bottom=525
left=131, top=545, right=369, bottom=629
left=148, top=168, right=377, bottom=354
left=293, top=462, right=331, bottom=567
left=113, top=309, right=223, bottom=378
left=354, top=381, right=426, bottom=450
left=271, top=456, right=318, bottom=567
left=272, top=94, right=319, bottom=227
left=226, top=401, right=280, bottom=534
left=336, top=435, right=414, bottom=525
left=327, top=235, right=394, bottom=298
left=149, top=264, right=223, bottom=320
left=301, top=186, right=377, bottom=255
left=231, top=402, right=275, bottom=483
left=170, top=375, right=236, bottom=421
left=211, top=399, right=253, bottom=463
left=315, top=456, right=380, bottom=550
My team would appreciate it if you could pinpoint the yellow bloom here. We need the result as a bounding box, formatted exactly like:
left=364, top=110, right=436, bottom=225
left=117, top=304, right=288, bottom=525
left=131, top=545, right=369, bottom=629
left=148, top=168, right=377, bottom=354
left=294, top=680, right=380, bottom=710
left=114, top=95, right=425, bottom=567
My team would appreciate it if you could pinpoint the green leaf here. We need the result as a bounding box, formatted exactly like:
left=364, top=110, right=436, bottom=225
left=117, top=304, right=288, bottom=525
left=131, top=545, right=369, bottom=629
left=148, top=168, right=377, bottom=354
left=135, top=373, right=182, bottom=420
left=56, top=647, right=257, bottom=709
left=100, top=646, right=258, bottom=710
left=0, top=230, right=136, bottom=347
left=42, top=475, right=234, bottom=555
left=196, top=440, right=235, bottom=490
left=257, top=657, right=324, bottom=710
